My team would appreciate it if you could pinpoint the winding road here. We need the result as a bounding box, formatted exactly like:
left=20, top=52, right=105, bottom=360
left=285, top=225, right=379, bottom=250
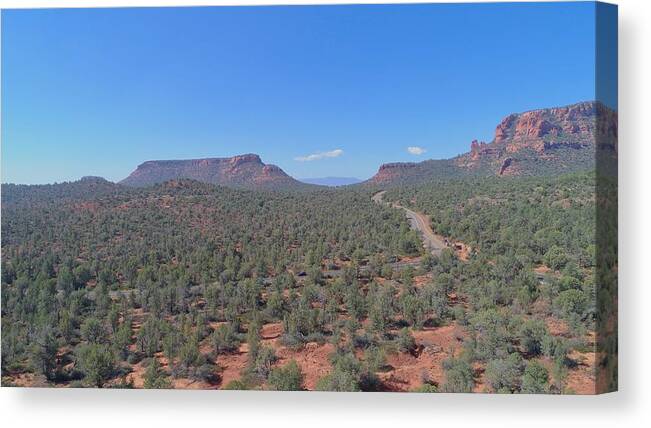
left=372, top=191, right=448, bottom=257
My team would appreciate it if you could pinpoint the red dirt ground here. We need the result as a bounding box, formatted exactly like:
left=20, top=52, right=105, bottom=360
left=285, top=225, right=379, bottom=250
left=379, top=324, right=465, bottom=391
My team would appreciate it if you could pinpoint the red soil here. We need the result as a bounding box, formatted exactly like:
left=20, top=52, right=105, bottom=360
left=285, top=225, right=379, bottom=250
left=380, top=324, right=465, bottom=391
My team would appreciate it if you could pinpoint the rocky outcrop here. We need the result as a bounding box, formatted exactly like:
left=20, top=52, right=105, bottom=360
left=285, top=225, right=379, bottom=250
left=371, top=162, right=418, bottom=184
left=456, top=100, right=617, bottom=174
left=498, top=157, right=514, bottom=176
left=493, top=101, right=601, bottom=153
left=120, top=153, right=305, bottom=189
left=467, top=140, right=504, bottom=167
left=368, top=100, right=617, bottom=185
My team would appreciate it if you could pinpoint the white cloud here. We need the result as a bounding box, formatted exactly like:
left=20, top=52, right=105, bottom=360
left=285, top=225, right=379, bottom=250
left=407, top=146, right=427, bottom=155
left=294, top=149, right=344, bottom=162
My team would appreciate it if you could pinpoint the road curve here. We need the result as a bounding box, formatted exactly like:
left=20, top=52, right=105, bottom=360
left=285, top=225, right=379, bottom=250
left=372, top=191, right=447, bottom=257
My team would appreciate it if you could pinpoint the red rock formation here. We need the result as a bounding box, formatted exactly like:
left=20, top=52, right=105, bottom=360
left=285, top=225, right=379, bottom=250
left=371, top=101, right=617, bottom=183
left=470, top=139, right=503, bottom=161
left=498, top=157, right=514, bottom=176
left=457, top=101, right=618, bottom=175
left=120, top=153, right=303, bottom=189
left=493, top=101, right=600, bottom=153
left=371, top=162, right=418, bottom=183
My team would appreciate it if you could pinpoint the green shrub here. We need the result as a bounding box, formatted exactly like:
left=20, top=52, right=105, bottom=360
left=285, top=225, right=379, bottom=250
left=484, top=353, right=524, bottom=393
left=210, top=323, right=241, bottom=354
left=267, top=360, right=304, bottom=391
left=521, top=360, right=549, bottom=394
left=413, top=383, right=439, bottom=393
left=442, top=356, right=474, bottom=393
left=223, top=379, right=249, bottom=390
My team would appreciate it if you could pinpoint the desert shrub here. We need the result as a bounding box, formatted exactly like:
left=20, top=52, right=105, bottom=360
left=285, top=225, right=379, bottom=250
left=545, top=246, right=569, bottom=271
left=468, top=309, right=513, bottom=361
left=316, top=352, right=363, bottom=392
left=380, top=264, right=394, bottom=279
left=453, top=306, right=467, bottom=325
left=265, top=291, right=285, bottom=320
left=316, top=368, right=360, bottom=392
left=442, top=356, right=474, bottom=393
left=210, top=322, right=241, bottom=354
left=521, top=360, right=549, bottom=394
left=267, top=360, right=304, bottom=391
left=223, top=379, right=249, bottom=390
left=396, top=328, right=416, bottom=353
left=364, top=345, right=387, bottom=373
left=352, top=331, right=374, bottom=349
left=484, top=353, right=524, bottom=393
left=542, top=334, right=568, bottom=360
left=251, top=346, right=277, bottom=380
left=413, top=383, right=439, bottom=393
left=518, top=318, right=547, bottom=356
left=554, top=289, right=587, bottom=322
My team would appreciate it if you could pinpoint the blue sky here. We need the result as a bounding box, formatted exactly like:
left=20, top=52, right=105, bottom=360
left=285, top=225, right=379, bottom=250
left=1, top=2, right=613, bottom=184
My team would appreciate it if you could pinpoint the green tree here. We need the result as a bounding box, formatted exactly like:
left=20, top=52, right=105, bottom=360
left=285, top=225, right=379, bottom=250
left=76, top=343, right=116, bottom=387
left=81, top=317, right=106, bottom=344
left=179, top=336, right=202, bottom=370
left=210, top=322, right=241, bottom=354
left=113, top=322, right=133, bottom=361
left=137, top=317, right=162, bottom=357
left=30, top=328, right=59, bottom=381
left=144, top=358, right=172, bottom=389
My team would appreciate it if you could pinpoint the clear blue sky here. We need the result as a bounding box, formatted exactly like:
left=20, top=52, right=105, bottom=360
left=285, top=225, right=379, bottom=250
left=1, top=2, right=614, bottom=184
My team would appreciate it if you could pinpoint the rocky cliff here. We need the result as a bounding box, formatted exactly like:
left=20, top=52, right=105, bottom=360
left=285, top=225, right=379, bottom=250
left=368, top=100, right=617, bottom=184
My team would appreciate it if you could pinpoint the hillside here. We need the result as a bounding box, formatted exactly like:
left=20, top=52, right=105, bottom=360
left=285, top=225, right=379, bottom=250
left=2, top=169, right=606, bottom=393
left=1, top=176, right=126, bottom=205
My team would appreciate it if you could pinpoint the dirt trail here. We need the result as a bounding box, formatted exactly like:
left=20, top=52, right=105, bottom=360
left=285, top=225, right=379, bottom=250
left=373, top=191, right=447, bottom=256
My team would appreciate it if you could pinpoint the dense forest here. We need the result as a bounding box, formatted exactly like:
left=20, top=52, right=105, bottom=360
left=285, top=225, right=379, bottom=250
left=1, top=171, right=607, bottom=393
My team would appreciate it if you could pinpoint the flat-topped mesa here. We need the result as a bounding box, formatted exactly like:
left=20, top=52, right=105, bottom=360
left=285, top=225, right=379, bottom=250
left=120, top=153, right=301, bottom=189
left=371, top=162, right=418, bottom=183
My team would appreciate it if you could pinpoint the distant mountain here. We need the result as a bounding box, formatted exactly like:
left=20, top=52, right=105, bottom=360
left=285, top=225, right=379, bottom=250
left=299, top=177, right=362, bottom=186
left=367, top=101, right=617, bottom=186
left=120, top=154, right=309, bottom=190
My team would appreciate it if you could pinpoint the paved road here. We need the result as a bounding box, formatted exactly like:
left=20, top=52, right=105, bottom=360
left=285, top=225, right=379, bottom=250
left=373, top=191, right=447, bottom=257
